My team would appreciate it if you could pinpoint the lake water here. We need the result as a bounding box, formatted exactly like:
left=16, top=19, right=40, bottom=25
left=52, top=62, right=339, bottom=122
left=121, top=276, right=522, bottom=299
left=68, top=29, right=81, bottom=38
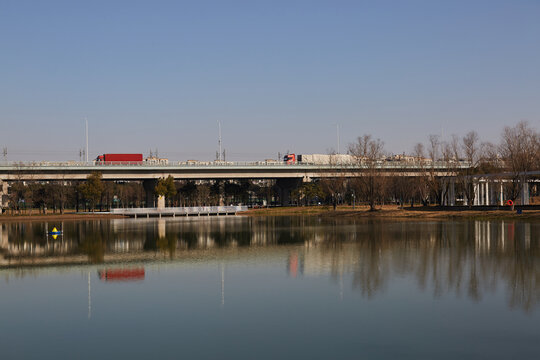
left=1, top=216, right=539, bottom=359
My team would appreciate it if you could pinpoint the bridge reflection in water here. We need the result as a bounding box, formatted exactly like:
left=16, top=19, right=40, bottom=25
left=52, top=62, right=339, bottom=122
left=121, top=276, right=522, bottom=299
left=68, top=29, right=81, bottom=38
left=0, top=217, right=538, bottom=311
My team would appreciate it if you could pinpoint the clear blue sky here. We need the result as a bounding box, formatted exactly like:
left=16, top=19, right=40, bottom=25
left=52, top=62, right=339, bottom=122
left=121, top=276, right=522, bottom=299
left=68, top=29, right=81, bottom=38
left=1, top=0, right=539, bottom=161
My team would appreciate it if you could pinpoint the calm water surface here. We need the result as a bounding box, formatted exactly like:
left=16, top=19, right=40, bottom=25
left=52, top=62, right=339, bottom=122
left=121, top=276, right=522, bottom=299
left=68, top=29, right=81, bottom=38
left=1, top=216, right=539, bottom=359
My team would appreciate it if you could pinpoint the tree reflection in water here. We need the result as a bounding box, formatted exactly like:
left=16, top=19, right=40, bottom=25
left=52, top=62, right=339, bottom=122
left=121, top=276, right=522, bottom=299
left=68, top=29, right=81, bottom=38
left=0, top=217, right=538, bottom=311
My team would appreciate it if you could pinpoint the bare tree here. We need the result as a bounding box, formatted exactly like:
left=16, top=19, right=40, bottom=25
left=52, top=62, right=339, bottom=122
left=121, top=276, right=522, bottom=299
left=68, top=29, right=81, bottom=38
left=255, top=180, right=275, bottom=207
left=349, top=135, right=386, bottom=211
left=413, top=142, right=429, bottom=206
left=318, top=150, right=347, bottom=209
left=195, top=184, right=211, bottom=206
left=438, top=140, right=456, bottom=205
left=499, top=121, right=540, bottom=202
left=178, top=180, right=197, bottom=206
left=428, top=135, right=440, bottom=163
left=458, top=131, right=481, bottom=207
left=8, top=162, right=32, bottom=214
left=55, top=173, right=70, bottom=214
left=320, top=176, right=345, bottom=210
left=425, top=135, right=444, bottom=205
left=390, top=175, right=415, bottom=209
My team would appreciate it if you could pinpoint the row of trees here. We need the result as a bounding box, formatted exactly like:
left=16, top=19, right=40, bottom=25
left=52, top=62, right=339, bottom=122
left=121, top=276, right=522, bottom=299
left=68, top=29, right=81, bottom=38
left=6, top=174, right=146, bottom=214
left=6, top=172, right=414, bottom=213
left=4, top=174, right=284, bottom=213
left=156, top=176, right=276, bottom=207
left=311, top=121, right=539, bottom=210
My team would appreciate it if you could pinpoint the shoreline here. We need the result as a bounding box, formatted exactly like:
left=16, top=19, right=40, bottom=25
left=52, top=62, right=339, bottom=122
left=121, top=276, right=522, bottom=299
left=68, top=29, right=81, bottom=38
left=0, top=212, right=128, bottom=222
left=1, top=206, right=539, bottom=222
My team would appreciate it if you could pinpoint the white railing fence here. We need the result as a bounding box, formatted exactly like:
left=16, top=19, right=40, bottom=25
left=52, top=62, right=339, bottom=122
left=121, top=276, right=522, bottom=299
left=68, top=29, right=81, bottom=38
left=111, top=206, right=248, bottom=216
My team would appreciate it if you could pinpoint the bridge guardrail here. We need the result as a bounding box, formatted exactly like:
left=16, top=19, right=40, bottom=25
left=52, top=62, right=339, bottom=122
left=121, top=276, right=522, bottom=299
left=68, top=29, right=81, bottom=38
left=0, top=160, right=472, bottom=169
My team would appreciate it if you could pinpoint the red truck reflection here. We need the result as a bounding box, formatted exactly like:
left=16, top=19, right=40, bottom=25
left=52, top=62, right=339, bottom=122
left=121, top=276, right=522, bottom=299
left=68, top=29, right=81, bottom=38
left=98, top=268, right=145, bottom=282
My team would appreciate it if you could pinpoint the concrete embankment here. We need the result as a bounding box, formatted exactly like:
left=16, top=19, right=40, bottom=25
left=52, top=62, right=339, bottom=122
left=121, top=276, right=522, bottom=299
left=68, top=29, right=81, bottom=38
left=0, top=213, right=127, bottom=222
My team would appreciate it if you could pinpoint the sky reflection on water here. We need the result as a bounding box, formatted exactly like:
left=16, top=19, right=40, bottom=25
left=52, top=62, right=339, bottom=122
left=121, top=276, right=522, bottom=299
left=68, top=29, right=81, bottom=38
left=0, top=217, right=539, bottom=359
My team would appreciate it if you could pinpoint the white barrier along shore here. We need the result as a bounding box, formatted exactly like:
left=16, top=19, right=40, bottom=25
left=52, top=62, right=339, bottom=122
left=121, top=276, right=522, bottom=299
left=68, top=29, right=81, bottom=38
left=111, top=206, right=248, bottom=218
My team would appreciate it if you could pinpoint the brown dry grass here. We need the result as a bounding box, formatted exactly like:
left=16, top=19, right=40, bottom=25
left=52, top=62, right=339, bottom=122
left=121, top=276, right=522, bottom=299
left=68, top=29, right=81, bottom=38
left=243, top=205, right=540, bottom=220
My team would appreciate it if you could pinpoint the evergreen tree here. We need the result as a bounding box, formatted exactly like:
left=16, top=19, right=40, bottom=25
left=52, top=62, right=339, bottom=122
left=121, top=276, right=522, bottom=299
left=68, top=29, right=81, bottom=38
left=79, top=172, right=104, bottom=211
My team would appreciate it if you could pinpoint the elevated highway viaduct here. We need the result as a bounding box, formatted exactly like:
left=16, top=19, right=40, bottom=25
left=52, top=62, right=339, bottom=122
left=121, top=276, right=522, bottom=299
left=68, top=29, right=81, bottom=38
left=0, top=161, right=469, bottom=206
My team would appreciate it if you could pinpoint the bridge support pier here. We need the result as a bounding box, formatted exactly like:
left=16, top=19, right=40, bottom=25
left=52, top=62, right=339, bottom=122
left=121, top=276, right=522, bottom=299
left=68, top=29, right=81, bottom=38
left=276, top=178, right=301, bottom=206
left=216, top=180, right=225, bottom=206
left=143, top=179, right=157, bottom=208
left=474, top=182, right=480, bottom=206
left=157, top=195, right=165, bottom=209
left=448, top=180, right=455, bottom=206
left=488, top=181, right=497, bottom=206
left=520, top=178, right=530, bottom=205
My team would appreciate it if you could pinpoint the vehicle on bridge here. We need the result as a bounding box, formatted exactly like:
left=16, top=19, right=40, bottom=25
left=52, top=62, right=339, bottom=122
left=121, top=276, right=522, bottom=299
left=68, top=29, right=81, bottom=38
left=284, top=153, right=437, bottom=165
left=284, top=153, right=356, bottom=165
left=283, top=154, right=297, bottom=164
left=95, top=153, right=143, bottom=164
left=144, top=156, right=169, bottom=165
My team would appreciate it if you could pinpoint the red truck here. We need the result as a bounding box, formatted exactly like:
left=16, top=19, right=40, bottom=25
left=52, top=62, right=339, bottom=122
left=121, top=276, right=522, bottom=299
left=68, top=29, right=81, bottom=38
left=95, top=153, right=143, bottom=164
left=283, top=154, right=296, bottom=164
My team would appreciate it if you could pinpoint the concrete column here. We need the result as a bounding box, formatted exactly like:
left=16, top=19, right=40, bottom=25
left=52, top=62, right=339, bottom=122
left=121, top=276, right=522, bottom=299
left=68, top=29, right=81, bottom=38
left=479, top=182, right=483, bottom=205
left=0, top=180, right=7, bottom=210
left=499, top=182, right=504, bottom=206
left=276, top=178, right=302, bottom=206
left=448, top=180, right=455, bottom=206
left=478, top=182, right=485, bottom=206
left=520, top=179, right=530, bottom=205
left=485, top=182, right=489, bottom=206
left=474, top=182, right=480, bottom=206
left=490, top=181, right=497, bottom=206
left=442, top=181, right=448, bottom=206
left=478, top=183, right=484, bottom=205
left=217, top=180, right=225, bottom=206
left=489, top=182, right=494, bottom=205
left=157, top=195, right=165, bottom=209
left=143, top=179, right=157, bottom=208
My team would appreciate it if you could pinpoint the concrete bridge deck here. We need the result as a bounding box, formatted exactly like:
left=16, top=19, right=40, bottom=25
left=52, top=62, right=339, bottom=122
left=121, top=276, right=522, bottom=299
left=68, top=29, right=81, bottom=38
left=0, top=160, right=469, bottom=181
